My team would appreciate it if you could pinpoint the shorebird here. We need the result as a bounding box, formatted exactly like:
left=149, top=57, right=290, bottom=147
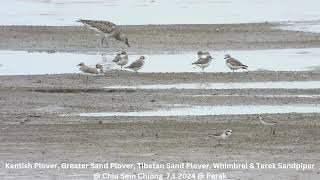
left=77, top=62, right=100, bottom=82
left=210, top=129, right=232, bottom=145
left=224, top=54, right=248, bottom=72
left=113, top=50, right=128, bottom=69
left=125, top=56, right=145, bottom=73
left=77, top=62, right=99, bottom=74
left=77, top=19, right=130, bottom=47
left=192, top=54, right=213, bottom=72
left=257, top=114, right=277, bottom=135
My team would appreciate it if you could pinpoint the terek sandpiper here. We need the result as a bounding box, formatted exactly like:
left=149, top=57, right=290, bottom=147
left=113, top=50, right=128, bottom=69
left=224, top=54, right=248, bottom=72
left=192, top=53, right=213, bottom=72
left=257, top=114, right=277, bottom=135
left=210, top=129, right=232, bottom=145
left=77, top=19, right=130, bottom=47
left=125, top=56, right=145, bottom=73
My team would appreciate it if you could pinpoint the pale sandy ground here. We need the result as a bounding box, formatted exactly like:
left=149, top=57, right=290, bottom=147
left=0, top=24, right=320, bottom=179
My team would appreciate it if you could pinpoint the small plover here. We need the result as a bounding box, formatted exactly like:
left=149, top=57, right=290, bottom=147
left=77, top=19, right=130, bottom=47
left=257, top=114, right=277, bottom=135
left=113, top=50, right=128, bottom=69
left=77, top=62, right=100, bottom=82
left=211, top=129, right=232, bottom=145
left=224, top=54, right=248, bottom=72
left=77, top=62, right=99, bottom=74
left=125, top=56, right=145, bottom=73
left=192, top=54, right=213, bottom=72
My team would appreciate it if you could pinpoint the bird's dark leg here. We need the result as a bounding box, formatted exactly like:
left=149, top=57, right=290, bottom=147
left=101, top=36, right=109, bottom=48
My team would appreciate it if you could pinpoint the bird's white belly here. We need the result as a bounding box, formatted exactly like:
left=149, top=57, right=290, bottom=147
left=197, top=61, right=211, bottom=68
left=226, top=62, right=240, bottom=70
left=131, top=65, right=144, bottom=71
left=117, top=58, right=128, bottom=66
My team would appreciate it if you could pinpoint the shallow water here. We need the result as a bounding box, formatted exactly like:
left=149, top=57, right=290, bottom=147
left=1, top=0, right=320, bottom=25
left=75, top=104, right=320, bottom=117
left=105, top=81, right=320, bottom=90
left=1, top=48, right=320, bottom=75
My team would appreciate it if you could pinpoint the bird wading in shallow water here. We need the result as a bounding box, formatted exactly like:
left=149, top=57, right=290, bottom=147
left=224, top=54, right=248, bottom=72
left=192, top=51, right=213, bottom=72
left=77, top=19, right=130, bottom=47
left=125, top=56, right=145, bottom=73
left=113, top=50, right=129, bottom=69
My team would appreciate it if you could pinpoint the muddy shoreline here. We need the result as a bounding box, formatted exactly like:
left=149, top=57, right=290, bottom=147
left=1, top=23, right=320, bottom=54
left=1, top=23, right=320, bottom=179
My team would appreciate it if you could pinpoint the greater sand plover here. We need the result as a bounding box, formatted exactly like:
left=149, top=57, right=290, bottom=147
left=125, top=56, right=145, bottom=73
left=224, top=54, right=248, bottom=72
left=77, top=19, right=130, bottom=47
left=113, top=50, right=128, bottom=69
left=257, top=114, right=277, bottom=135
left=210, top=129, right=232, bottom=145
left=193, top=53, right=213, bottom=72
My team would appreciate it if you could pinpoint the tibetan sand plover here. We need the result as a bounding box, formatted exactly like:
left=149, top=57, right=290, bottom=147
left=113, top=50, right=129, bottom=69
left=125, top=56, right=145, bottom=73
left=193, top=51, right=213, bottom=72
left=224, top=54, right=248, bottom=72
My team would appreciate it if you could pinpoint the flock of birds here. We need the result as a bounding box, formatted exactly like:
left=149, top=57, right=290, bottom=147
left=76, top=19, right=275, bottom=145
left=76, top=19, right=249, bottom=75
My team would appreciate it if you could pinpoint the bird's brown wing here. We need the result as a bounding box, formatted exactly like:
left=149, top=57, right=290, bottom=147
left=192, top=57, right=209, bottom=65
left=127, top=60, right=143, bottom=69
left=228, top=58, right=247, bottom=67
left=77, top=19, right=117, bottom=34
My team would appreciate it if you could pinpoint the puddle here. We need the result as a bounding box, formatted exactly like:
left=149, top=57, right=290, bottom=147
left=1, top=48, right=320, bottom=75
left=2, top=0, right=320, bottom=25
left=73, top=104, right=320, bottom=117
left=105, top=81, right=320, bottom=90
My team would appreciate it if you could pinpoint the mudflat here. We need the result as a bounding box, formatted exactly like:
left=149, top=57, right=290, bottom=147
left=1, top=23, right=320, bottom=179
left=1, top=23, right=320, bottom=53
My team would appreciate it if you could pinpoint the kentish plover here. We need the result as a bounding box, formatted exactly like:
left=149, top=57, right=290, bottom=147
left=224, top=54, right=248, bottom=72
left=193, top=52, right=213, bottom=72
left=77, top=19, right=130, bottom=47
left=77, top=62, right=101, bottom=82
left=77, top=62, right=99, bottom=74
left=113, top=50, right=128, bottom=69
left=257, top=114, right=277, bottom=135
left=125, top=56, right=145, bottom=73
left=210, top=129, right=232, bottom=145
